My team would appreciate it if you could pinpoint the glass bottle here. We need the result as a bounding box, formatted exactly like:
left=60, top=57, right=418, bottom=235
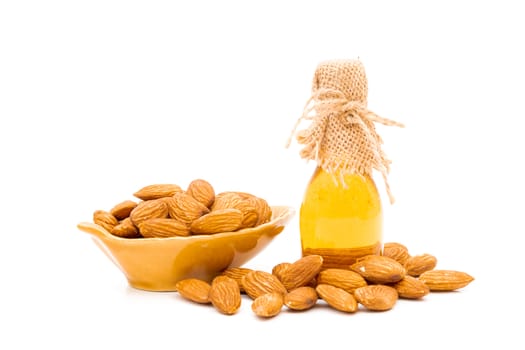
left=299, top=166, right=383, bottom=268
left=288, top=59, right=402, bottom=269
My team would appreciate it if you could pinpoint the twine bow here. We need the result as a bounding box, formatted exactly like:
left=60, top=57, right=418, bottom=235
left=286, top=88, right=404, bottom=204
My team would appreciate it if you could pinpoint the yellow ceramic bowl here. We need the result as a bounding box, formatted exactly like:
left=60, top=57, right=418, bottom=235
left=77, top=205, right=295, bottom=292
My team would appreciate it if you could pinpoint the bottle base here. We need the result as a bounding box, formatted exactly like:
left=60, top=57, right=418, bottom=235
left=303, top=242, right=382, bottom=269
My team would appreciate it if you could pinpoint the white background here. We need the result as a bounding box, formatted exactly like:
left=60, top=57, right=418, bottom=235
left=1, top=0, right=523, bottom=348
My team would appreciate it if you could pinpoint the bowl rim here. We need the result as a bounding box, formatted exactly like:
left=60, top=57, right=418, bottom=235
left=77, top=205, right=295, bottom=243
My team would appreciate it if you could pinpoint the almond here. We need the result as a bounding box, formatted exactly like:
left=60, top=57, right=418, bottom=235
left=271, top=262, right=291, bottom=281
left=274, top=262, right=319, bottom=288
left=209, top=275, right=241, bottom=315
left=166, top=192, right=210, bottom=225
left=190, top=208, right=243, bottom=234
left=221, top=267, right=254, bottom=292
left=212, top=192, right=259, bottom=228
left=210, top=191, right=239, bottom=210
left=251, top=292, right=284, bottom=318
left=383, top=242, right=410, bottom=266
left=315, top=284, right=358, bottom=313
left=109, top=200, right=138, bottom=220
left=406, top=254, right=438, bottom=277
left=316, top=268, right=368, bottom=293
left=93, top=210, right=119, bottom=232
left=234, top=192, right=272, bottom=226
left=350, top=255, right=406, bottom=284
left=175, top=278, right=211, bottom=304
left=187, top=179, right=215, bottom=208
left=253, top=196, right=272, bottom=226
left=306, top=277, right=318, bottom=288
left=227, top=192, right=261, bottom=228
left=129, top=199, right=169, bottom=226
left=283, top=286, right=318, bottom=311
left=392, top=275, right=430, bottom=299
left=110, top=217, right=140, bottom=238
left=133, top=184, right=182, bottom=200
left=418, top=270, right=474, bottom=291
left=138, top=218, right=191, bottom=238
left=354, top=285, right=398, bottom=311
left=279, top=254, right=324, bottom=291
left=241, top=270, right=287, bottom=300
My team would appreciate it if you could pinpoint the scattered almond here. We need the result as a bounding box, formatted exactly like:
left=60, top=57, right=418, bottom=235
left=316, top=268, right=368, bottom=293
left=406, top=253, right=438, bottom=277
left=209, top=275, right=241, bottom=315
left=279, top=255, right=324, bottom=291
left=221, top=267, right=254, bottom=293
left=418, top=270, right=474, bottom=291
left=175, top=278, right=211, bottom=304
left=354, top=285, right=398, bottom=311
left=383, top=242, right=410, bottom=266
left=172, top=244, right=474, bottom=316
left=350, top=255, right=406, bottom=284
left=392, top=275, right=430, bottom=299
left=271, top=262, right=291, bottom=281
left=241, top=270, right=287, bottom=300
left=251, top=292, right=284, bottom=318
left=316, top=284, right=358, bottom=313
left=284, top=286, right=318, bottom=311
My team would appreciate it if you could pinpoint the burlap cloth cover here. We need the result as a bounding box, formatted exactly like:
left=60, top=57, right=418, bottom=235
left=287, top=59, right=403, bottom=203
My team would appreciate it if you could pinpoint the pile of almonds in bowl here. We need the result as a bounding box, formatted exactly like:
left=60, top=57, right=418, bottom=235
left=91, top=179, right=273, bottom=238
left=175, top=242, right=474, bottom=317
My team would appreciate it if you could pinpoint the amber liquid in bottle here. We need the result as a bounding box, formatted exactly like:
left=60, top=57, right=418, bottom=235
left=300, top=166, right=383, bottom=268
